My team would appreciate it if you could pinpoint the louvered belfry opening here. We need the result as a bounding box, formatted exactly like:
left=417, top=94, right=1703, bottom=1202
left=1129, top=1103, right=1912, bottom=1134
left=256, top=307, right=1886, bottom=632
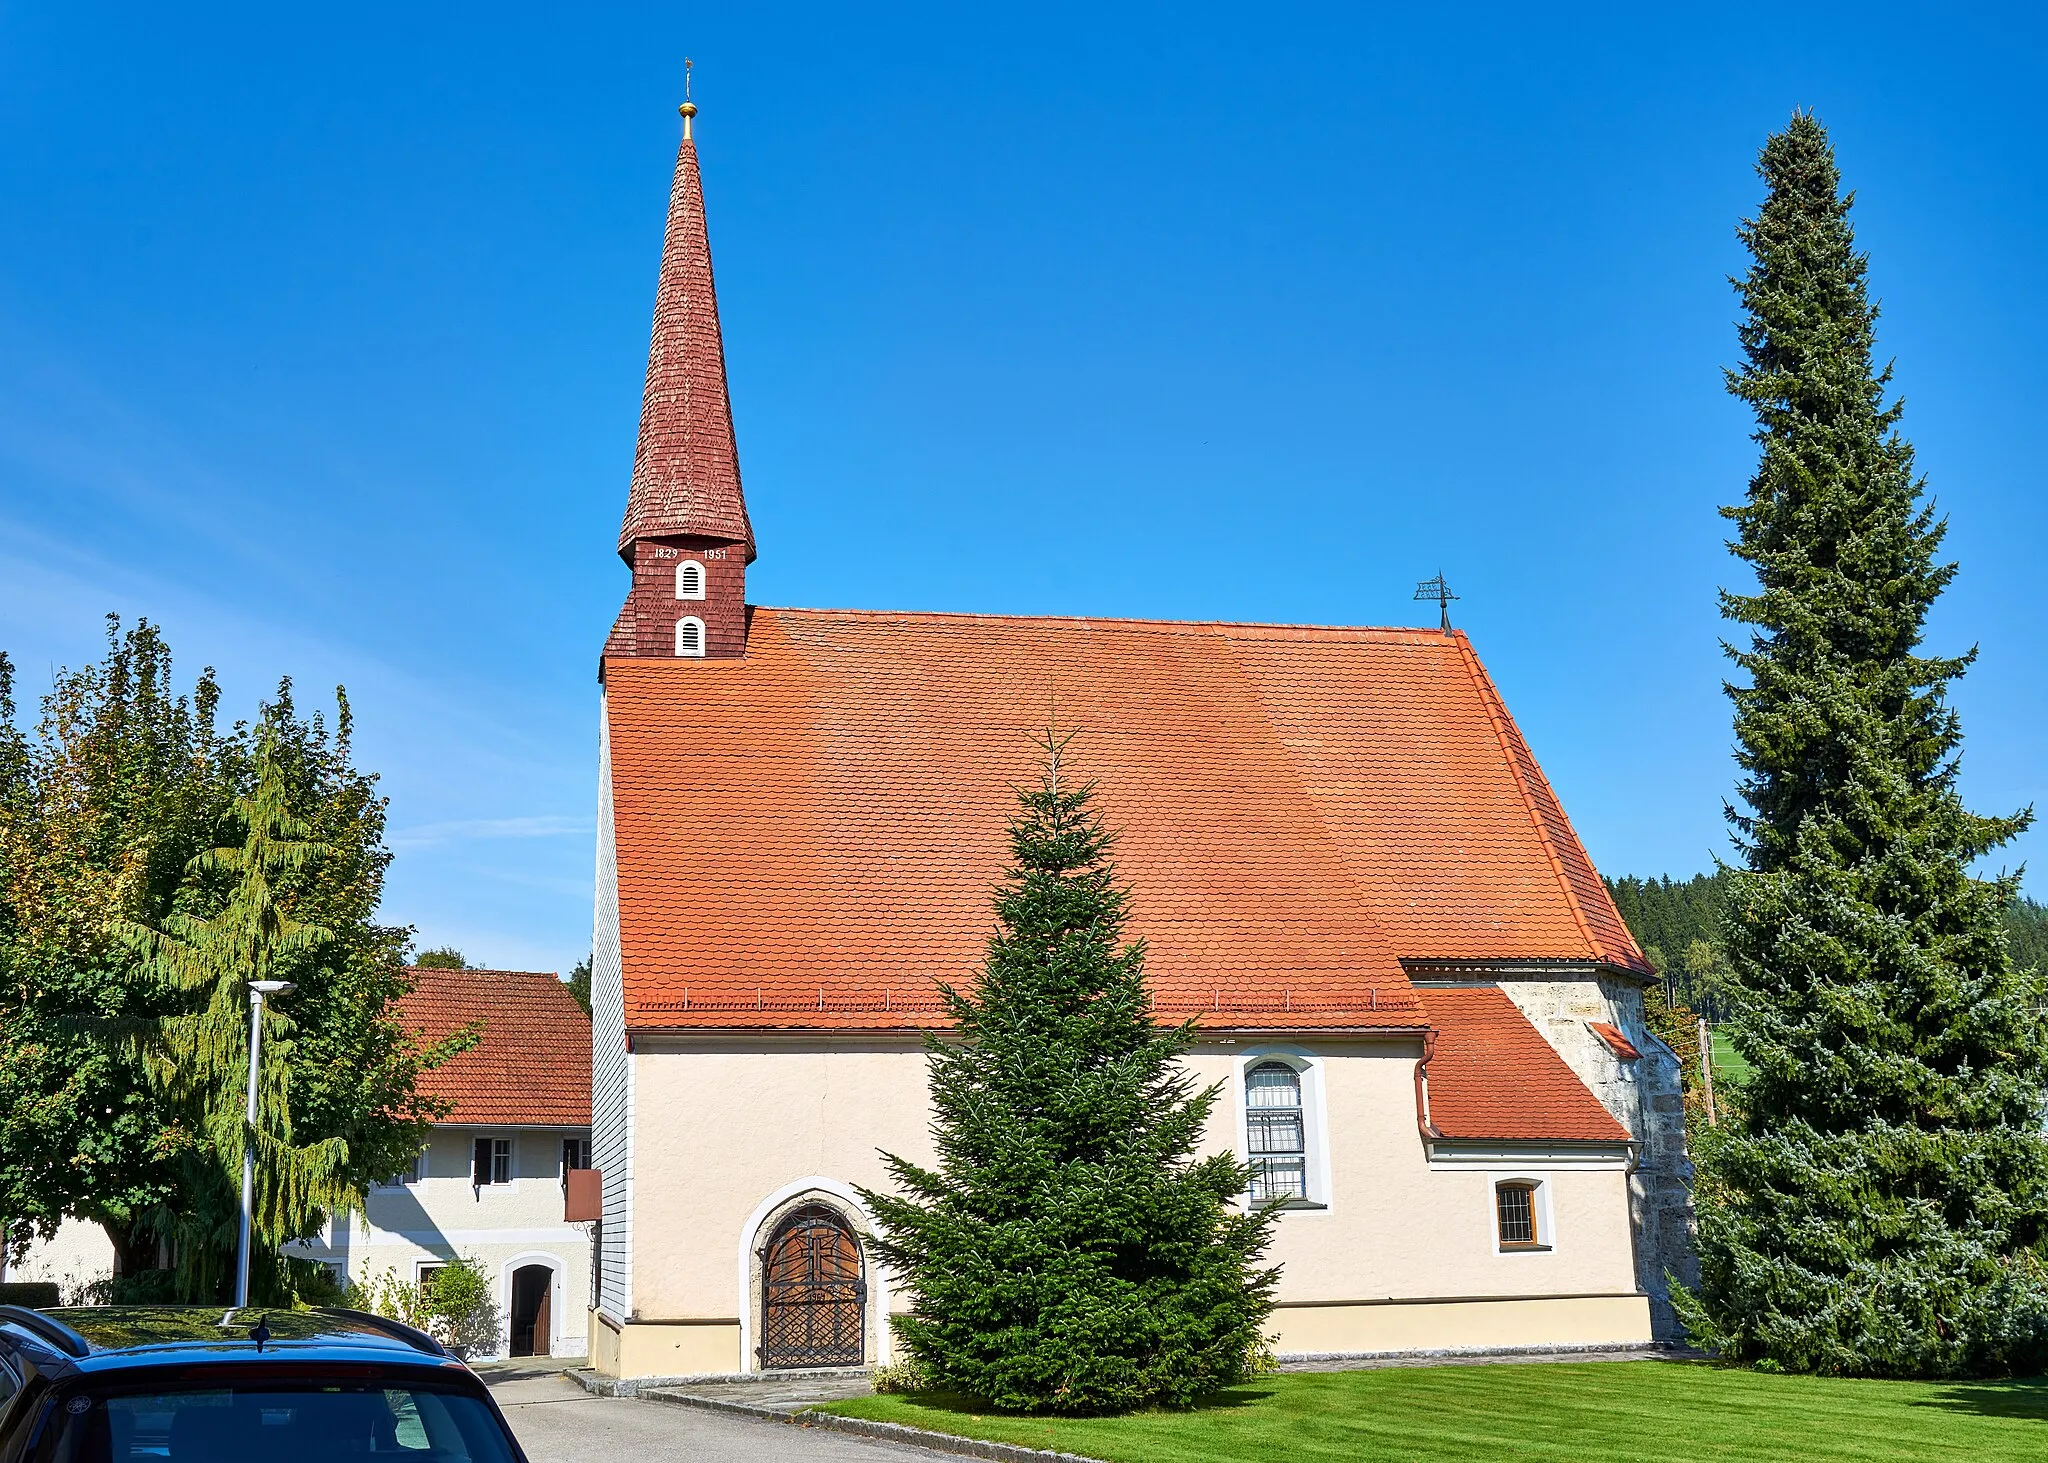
left=759, top=1205, right=865, bottom=1368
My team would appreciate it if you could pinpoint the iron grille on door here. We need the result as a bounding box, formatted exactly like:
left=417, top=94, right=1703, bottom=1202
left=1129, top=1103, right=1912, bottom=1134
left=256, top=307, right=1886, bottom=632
left=760, top=1206, right=865, bottom=1368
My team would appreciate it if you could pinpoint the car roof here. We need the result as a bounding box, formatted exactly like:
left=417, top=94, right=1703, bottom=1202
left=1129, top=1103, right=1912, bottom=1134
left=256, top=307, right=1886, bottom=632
left=0, top=1307, right=463, bottom=1375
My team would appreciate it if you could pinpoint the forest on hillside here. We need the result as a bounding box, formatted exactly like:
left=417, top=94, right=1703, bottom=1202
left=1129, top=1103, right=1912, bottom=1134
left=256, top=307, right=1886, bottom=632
left=1606, top=871, right=2048, bottom=1016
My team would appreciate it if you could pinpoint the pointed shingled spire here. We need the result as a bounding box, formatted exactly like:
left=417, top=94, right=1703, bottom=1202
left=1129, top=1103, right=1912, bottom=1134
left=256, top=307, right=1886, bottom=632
left=616, top=98, right=755, bottom=564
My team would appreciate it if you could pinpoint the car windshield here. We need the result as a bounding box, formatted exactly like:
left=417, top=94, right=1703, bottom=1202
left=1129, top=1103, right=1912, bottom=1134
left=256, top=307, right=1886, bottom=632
left=38, top=1383, right=519, bottom=1463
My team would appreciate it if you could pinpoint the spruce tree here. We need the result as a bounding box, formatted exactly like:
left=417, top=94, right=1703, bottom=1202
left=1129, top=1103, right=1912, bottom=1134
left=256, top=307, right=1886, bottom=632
left=861, top=732, right=1279, bottom=1413
left=1680, top=112, right=2048, bottom=1376
left=125, top=729, right=354, bottom=1302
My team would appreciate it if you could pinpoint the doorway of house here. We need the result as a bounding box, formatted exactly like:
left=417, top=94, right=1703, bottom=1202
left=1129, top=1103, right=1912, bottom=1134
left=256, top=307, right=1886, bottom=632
left=760, top=1205, right=864, bottom=1368
left=510, top=1264, right=553, bottom=1357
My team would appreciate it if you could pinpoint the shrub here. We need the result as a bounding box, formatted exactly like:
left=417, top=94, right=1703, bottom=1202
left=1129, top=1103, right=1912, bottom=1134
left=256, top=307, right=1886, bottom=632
left=349, top=1258, right=500, bottom=1357
left=870, top=1358, right=931, bottom=1394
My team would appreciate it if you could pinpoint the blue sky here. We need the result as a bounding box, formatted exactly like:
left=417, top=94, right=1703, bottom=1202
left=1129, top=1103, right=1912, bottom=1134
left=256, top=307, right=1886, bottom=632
left=2, top=4, right=2041, bottom=973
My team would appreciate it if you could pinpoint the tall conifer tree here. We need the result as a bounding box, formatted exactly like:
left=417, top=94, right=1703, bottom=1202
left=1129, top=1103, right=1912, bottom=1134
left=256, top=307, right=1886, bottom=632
left=862, top=732, right=1278, bottom=1413
left=125, top=730, right=353, bottom=1302
left=1681, top=113, right=2048, bottom=1376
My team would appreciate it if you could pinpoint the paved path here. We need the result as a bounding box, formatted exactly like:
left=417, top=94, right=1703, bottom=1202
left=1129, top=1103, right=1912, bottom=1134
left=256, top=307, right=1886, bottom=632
left=487, top=1371, right=940, bottom=1463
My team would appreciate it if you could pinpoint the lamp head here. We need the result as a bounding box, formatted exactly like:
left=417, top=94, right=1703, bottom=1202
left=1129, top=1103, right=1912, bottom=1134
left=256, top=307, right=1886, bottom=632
left=249, top=980, right=297, bottom=998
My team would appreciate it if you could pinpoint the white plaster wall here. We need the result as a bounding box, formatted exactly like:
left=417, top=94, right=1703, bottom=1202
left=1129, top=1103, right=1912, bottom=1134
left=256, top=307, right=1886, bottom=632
left=296, top=1124, right=592, bottom=1357
left=2, top=1217, right=115, bottom=1301
left=626, top=1037, right=1640, bottom=1330
left=628, top=1040, right=935, bottom=1325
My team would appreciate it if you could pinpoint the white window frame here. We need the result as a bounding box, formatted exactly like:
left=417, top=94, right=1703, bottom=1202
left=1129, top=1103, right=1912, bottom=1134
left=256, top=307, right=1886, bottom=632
left=1234, top=1048, right=1331, bottom=1212
left=472, top=1134, right=513, bottom=1187
left=1491, top=1174, right=1555, bottom=1254
left=675, top=560, right=706, bottom=600
left=675, top=616, right=707, bottom=657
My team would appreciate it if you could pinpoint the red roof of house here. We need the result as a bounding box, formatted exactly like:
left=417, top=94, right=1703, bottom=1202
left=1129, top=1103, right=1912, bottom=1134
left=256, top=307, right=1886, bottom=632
left=1419, top=985, right=1628, bottom=1143
left=615, top=126, right=754, bottom=561
left=397, top=968, right=591, bottom=1126
left=603, top=609, right=1648, bottom=1031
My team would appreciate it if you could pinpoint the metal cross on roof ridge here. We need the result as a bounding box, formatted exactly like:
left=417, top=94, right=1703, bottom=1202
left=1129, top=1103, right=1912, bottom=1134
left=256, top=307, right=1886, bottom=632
left=1414, top=572, right=1459, bottom=632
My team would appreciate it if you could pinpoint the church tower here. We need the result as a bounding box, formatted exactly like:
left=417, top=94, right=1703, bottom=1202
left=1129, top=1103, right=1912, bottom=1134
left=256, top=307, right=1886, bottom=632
left=607, top=97, right=754, bottom=661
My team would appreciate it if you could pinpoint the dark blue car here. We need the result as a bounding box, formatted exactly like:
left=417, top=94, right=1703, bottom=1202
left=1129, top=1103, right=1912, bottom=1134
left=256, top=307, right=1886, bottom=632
left=0, top=1306, right=529, bottom=1463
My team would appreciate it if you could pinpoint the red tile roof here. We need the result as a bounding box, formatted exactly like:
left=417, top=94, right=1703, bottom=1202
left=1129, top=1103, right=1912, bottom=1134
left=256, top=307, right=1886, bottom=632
left=616, top=128, right=755, bottom=561
left=1419, top=985, right=1628, bottom=1143
left=604, top=609, right=1648, bottom=1032
left=397, top=968, right=591, bottom=1126
left=1587, top=1021, right=1643, bottom=1061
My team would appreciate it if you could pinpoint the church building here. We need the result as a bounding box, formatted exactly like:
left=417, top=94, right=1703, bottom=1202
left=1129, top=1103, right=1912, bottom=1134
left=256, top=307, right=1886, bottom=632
left=586, top=100, right=1692, bottom=1381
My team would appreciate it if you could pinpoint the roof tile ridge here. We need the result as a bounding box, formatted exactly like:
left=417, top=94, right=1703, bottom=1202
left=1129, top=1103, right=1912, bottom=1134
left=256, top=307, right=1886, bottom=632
left=1449, top=631, right=1606, bottom=962
left=755, top=604, right=1445, bottom=637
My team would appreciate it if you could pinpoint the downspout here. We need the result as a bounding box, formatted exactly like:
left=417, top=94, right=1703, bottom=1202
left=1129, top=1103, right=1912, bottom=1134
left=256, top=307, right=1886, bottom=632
left=1413, top=1030, right=1442, bottom=1140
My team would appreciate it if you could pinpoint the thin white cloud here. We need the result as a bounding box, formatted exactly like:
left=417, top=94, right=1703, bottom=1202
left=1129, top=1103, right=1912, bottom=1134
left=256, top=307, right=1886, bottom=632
left=388, top=815, right=594, bottom=851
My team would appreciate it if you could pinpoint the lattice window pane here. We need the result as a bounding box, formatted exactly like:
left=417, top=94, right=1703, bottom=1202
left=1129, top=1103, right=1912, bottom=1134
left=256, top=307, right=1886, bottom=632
left=1249, top=1156, right=1307, bottom=1202
left=1246, top=1064, right=1302, bottom=1109
left=1247, top=1110, right=1305, bottom=1156
left=1497, top=1184, right=1536, bottom=1245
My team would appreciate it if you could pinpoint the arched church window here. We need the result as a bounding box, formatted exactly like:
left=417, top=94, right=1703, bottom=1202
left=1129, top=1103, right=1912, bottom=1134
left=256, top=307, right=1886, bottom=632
left=675, top=617, right=706, bottom=657
left=677, top=561, right=706, bottom=599
left=1246, top=1062, right=1307, bottom=1202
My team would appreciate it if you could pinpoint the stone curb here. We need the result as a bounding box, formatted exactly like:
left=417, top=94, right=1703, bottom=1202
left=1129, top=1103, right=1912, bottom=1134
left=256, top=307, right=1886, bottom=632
left=638, top=1388, right=1107, bottom=1463
left=565, top=1365, right=866, bottom=1397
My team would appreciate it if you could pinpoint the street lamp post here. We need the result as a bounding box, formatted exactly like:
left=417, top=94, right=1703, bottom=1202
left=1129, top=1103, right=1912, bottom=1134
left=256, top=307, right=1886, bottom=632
left=236, top=979, right=296, bottom=1309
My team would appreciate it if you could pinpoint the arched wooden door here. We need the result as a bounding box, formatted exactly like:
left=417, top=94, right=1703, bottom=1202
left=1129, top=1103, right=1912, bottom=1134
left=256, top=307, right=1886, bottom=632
left=760, top=1206, right=865, bottom=1368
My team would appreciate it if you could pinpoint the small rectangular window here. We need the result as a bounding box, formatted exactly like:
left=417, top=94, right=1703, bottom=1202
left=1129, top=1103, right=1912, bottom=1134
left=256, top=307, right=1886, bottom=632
left=1497, top=1183, right=1539, bottom=1247
left=379, top=1149, right=425, bottom=1187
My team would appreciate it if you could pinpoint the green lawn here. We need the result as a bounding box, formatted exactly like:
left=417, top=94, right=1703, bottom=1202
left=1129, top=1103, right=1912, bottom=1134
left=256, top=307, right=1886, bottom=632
left=818, top=1361, right=2048, bottom=1462
left=1712, top=1028, right=1752, bottom=1086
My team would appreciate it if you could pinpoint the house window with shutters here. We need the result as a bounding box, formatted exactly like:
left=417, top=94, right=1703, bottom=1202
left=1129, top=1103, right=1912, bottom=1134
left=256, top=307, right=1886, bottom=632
left=676, top=560, right=706, bottom=599
left=676, top=617, right=706, bottom=657
left=472, top=1136, right=512, bottom=1186
left=1246, top=1062, right=1309, bottom=1203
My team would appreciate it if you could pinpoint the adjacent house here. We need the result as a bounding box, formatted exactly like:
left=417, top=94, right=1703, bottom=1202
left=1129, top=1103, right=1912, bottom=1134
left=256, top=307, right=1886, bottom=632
left=299, top=967, right=594, bottom=1359
left=584, top=105, right=1693, bottom=1381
